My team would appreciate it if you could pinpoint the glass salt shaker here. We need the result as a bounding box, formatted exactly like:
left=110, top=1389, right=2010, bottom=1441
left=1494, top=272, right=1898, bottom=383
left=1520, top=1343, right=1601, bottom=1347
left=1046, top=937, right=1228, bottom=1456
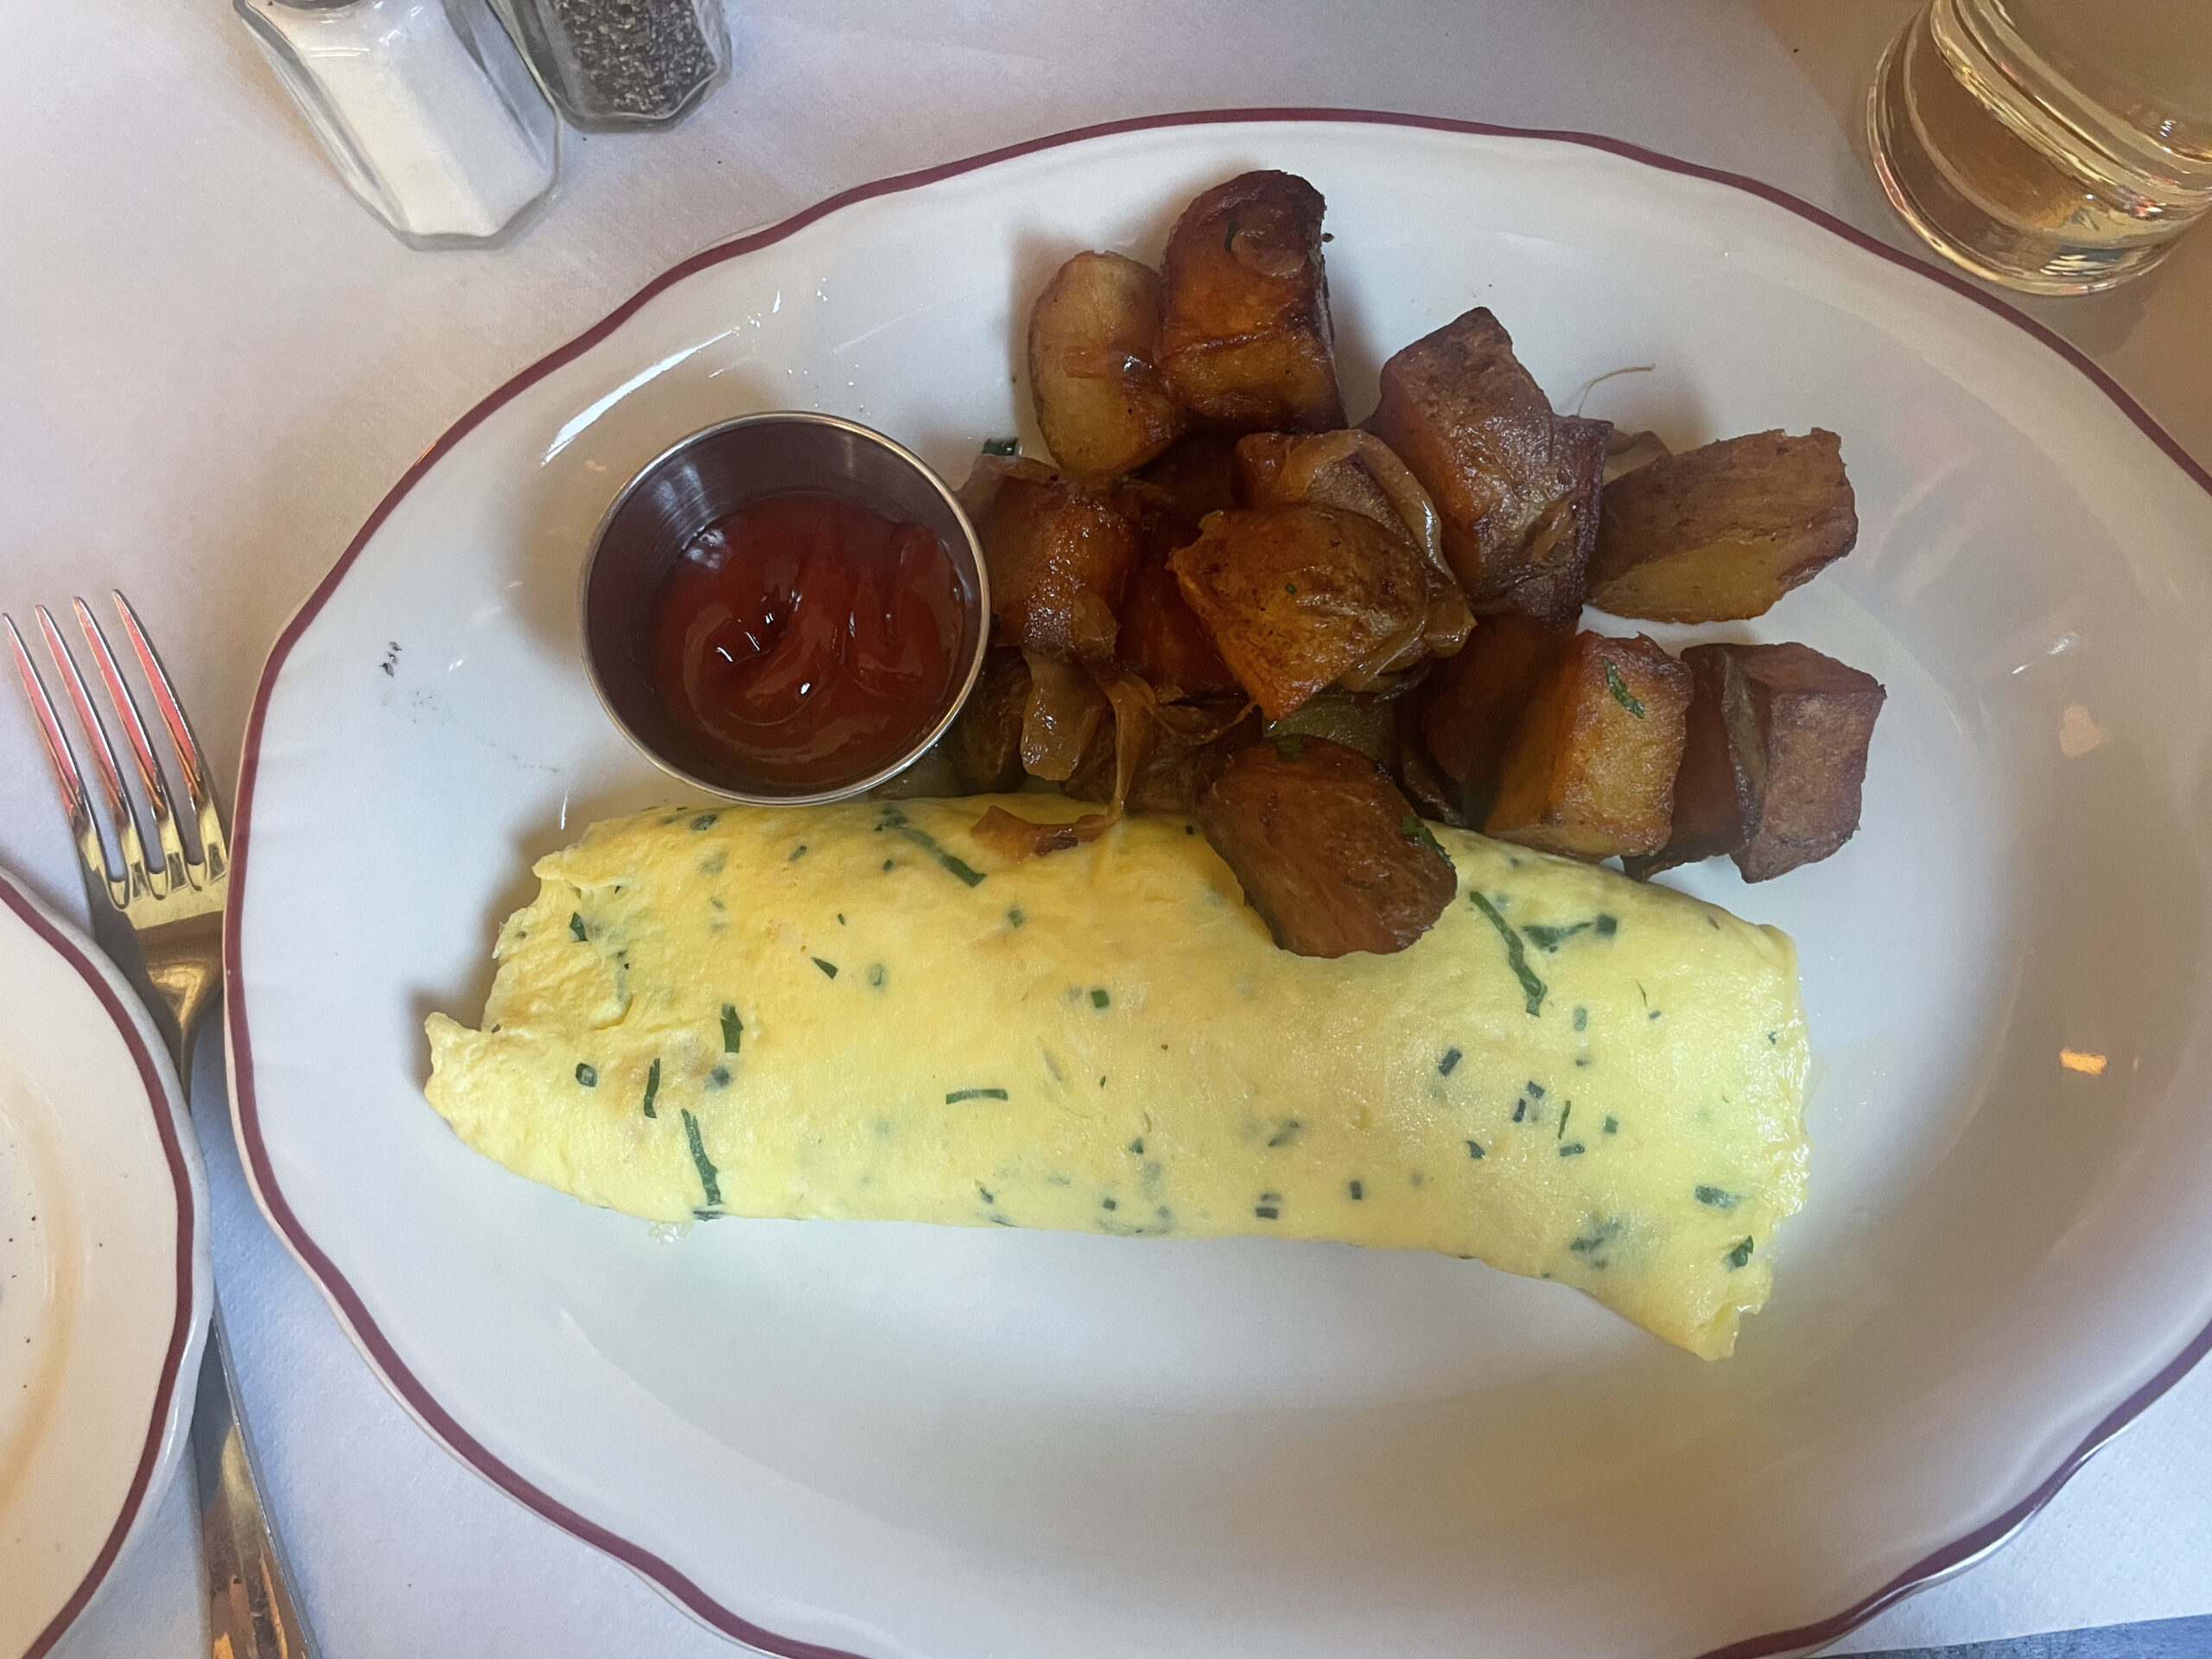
left=235, top=0, right=560, bottom=250
left=489, top=0, right=732, bottom=131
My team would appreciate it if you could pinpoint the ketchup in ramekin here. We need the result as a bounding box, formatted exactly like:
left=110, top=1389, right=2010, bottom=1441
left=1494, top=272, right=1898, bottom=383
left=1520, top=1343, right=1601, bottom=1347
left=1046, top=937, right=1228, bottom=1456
left=650, top=492, right=967, bottom=791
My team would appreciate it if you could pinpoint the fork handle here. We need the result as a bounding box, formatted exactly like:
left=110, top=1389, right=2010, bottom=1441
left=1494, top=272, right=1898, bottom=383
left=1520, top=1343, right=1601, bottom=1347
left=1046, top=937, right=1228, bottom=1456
left=191, top=1306, right=321, bottom=1659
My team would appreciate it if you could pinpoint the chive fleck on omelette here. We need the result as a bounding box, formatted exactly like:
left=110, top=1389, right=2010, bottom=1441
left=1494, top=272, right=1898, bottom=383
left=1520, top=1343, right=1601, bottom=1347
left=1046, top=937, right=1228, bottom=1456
left=423, top=795, right=1810, bottom=1358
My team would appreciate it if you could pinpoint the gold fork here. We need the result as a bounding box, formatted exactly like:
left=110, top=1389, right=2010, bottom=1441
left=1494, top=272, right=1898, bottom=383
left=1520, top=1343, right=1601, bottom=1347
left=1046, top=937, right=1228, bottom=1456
left=6, top=594, right=318, bottom=1659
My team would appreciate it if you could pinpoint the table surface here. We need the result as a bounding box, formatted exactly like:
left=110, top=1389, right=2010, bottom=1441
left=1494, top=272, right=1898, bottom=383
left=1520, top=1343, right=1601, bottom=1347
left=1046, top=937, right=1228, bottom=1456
left=5, top=1, right=2208, bottom=1654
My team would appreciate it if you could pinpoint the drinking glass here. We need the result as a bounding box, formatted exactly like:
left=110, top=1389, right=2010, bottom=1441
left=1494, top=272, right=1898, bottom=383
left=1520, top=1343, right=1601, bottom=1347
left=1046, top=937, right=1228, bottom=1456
left=1867, top=0, right=2212, bottom=293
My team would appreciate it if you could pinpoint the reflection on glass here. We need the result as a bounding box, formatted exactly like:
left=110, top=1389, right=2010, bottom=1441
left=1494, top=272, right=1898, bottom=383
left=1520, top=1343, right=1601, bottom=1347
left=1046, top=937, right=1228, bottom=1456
left=1867, top=0, right=2212, bottom=293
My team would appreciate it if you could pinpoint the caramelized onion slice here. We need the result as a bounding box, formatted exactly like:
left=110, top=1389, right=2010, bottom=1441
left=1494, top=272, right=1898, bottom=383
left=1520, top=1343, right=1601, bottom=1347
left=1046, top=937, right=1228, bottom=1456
left=978, top=670, right=1160, bottom=861
left=1275, top=429, right=1448, bottom=580
left=1020, top=651, right=1109, bottom=781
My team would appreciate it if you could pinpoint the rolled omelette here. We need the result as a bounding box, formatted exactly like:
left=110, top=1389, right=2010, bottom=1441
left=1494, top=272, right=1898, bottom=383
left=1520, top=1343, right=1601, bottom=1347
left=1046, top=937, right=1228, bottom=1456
left=424, top=795, right=1809, bottom=1358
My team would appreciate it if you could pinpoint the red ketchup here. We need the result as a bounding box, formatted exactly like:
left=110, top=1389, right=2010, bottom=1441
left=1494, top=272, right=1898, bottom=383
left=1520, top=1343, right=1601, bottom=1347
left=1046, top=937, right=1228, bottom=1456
left=652, top=492, right=965, bottom=789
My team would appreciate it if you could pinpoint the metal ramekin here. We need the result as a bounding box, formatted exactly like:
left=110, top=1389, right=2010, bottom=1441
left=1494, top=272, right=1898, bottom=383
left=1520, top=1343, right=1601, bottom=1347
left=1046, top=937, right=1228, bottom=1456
left=580, top=411, right=988, bottom=805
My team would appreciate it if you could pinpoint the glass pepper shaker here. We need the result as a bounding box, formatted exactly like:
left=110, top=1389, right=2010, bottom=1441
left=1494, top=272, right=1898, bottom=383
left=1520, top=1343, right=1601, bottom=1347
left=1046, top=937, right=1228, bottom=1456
left=235, top=0, right=560, bottom=250
left=488, top=0, right=732, bottom=131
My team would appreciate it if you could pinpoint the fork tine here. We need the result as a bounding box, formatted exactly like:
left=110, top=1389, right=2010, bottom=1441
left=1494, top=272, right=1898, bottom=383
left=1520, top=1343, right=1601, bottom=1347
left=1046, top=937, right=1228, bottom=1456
left=6, top=613, right=118, bottom=906
left=111, top=591, right=227, bottom=880
left=35, top=604, right=154, bottom=909
left=74, top=596, right=192, bottom=892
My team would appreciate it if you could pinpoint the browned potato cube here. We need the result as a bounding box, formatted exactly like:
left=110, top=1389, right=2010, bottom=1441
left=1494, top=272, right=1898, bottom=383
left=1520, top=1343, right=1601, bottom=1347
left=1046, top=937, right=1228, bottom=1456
left=1419, top=612, right=1573, bottom=821
left=1027, top=251, right=1188, bottom=481
left=1157, top=171, right=1345, bottom=434
left=1372, top=308, right=1609, bottom=626
left=958, top=454, right=1140, bottom=664
left=1631, top=642, right=1885, bottom=881
left=1198, top=736, right=1458, bottom=958
left=1118, top=546, right=1241, bottom=694
left=1169, top=505, right=1440, bottom=723
left=1264, top=687, right=1407, bottom=772
left=1134, top=430, right=1243, bottom=548
left=1232, top=429, right=1474, bottom=666
left=946, top=648, right=1031, bottom=793
left=1484, top=632, right=1692, bottom=860
left=1587, top=430, right=1857, bottom=622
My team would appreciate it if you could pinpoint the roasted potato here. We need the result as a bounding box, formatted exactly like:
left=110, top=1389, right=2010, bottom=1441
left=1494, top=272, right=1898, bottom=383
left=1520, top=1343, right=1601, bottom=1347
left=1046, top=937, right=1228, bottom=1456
left=1265, top=687, right=1408, bottom=772
left=1134, top=430, right=1243, bottom=547
left=959, top=455, right=1140, bottom=664
left=1198, top=736, right=1457, bottom=958
left=1587, top=430, right=1856, bottom=622
left=1484, top=632, right=1693, bottom=860
left=1372, top=308, right=1609, bottom=626
left=947, top=648, right=1032, bottom=792
left=1419, top=612, right=1573, bottom=822
left=1236, top=429, right=1473, bottom=664
left=1027, top=251, right=1188, bottom=481
left=1157, top=171, right=1345, bottom=434
left=1118, top=547, right=1241, bottom=694
left=1630, top=641, right=1884, bottom=881
left=1394, top=710, right=1470, bottom=829
left=1170, top=505, right=1447, bottom=723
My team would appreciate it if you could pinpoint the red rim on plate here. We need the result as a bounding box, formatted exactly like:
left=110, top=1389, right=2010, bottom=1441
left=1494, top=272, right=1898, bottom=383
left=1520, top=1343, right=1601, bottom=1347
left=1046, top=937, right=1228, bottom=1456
left=219, top=108, right=2212, bottom=1659
left=0, top=872, right=200, bottom=1659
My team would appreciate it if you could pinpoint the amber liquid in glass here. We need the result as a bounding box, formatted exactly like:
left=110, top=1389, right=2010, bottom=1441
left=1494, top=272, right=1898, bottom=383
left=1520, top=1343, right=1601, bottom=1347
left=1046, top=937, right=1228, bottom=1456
left=1868, top=0, right=2212, bottom=293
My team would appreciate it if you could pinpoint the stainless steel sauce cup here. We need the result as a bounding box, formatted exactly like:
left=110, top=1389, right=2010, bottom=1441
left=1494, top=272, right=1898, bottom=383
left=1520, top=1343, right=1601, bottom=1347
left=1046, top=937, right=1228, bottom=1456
left=580, top=411, right=988, bottom=804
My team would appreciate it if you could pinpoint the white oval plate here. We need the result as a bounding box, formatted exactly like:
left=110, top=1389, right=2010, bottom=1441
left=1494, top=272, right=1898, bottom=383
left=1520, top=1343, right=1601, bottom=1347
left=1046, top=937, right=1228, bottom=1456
left=0, top=870, right=207, bottom=1659
left=224, top=114, right=2212, bottom=1659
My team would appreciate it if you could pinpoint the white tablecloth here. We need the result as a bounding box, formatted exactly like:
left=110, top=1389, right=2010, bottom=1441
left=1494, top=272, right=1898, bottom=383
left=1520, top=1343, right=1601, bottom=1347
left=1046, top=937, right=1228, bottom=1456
left=5, top=0, right=2206, bottom=1652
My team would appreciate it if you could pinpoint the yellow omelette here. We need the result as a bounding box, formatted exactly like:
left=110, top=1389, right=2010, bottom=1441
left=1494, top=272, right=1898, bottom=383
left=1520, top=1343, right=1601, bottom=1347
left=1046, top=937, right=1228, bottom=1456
left=424, top=795, right=1809, bottom=1358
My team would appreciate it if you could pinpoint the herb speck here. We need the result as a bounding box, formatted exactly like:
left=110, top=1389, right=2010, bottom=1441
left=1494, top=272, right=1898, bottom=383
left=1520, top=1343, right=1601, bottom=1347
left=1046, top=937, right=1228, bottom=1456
left=1090, top=987, right=1110, bottom=1008
left=1604, top=662, right=1645, bottom=717
left=945, top=1087, right=1009, bottom=1103
left=721, top=1005, right=742, bottom=1052
left=1401, top=815, right=1450, bottom=861
left=575, top=1063, right=597, bottom=1087
left=1469, top=891, right=1546, bottom=1015
left=642, top=1058, right=660, bottom=1118
left=813, top=958, right=839, bottom=979
left=1726, top=1236, right=1755, bottom=1270
left=681, top=1109, right=721, bottom=1206
left=1348, top=1179, right=1364, bottom=1199
left=1439, top=1046, right=1462, bottom=1076
left=569, top=912, right=588, bottom=942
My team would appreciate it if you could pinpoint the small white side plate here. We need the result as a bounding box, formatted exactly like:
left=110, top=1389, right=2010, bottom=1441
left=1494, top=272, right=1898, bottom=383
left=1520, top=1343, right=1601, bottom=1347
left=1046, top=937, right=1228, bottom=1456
left=0, top=871, right=208, bottom=1659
